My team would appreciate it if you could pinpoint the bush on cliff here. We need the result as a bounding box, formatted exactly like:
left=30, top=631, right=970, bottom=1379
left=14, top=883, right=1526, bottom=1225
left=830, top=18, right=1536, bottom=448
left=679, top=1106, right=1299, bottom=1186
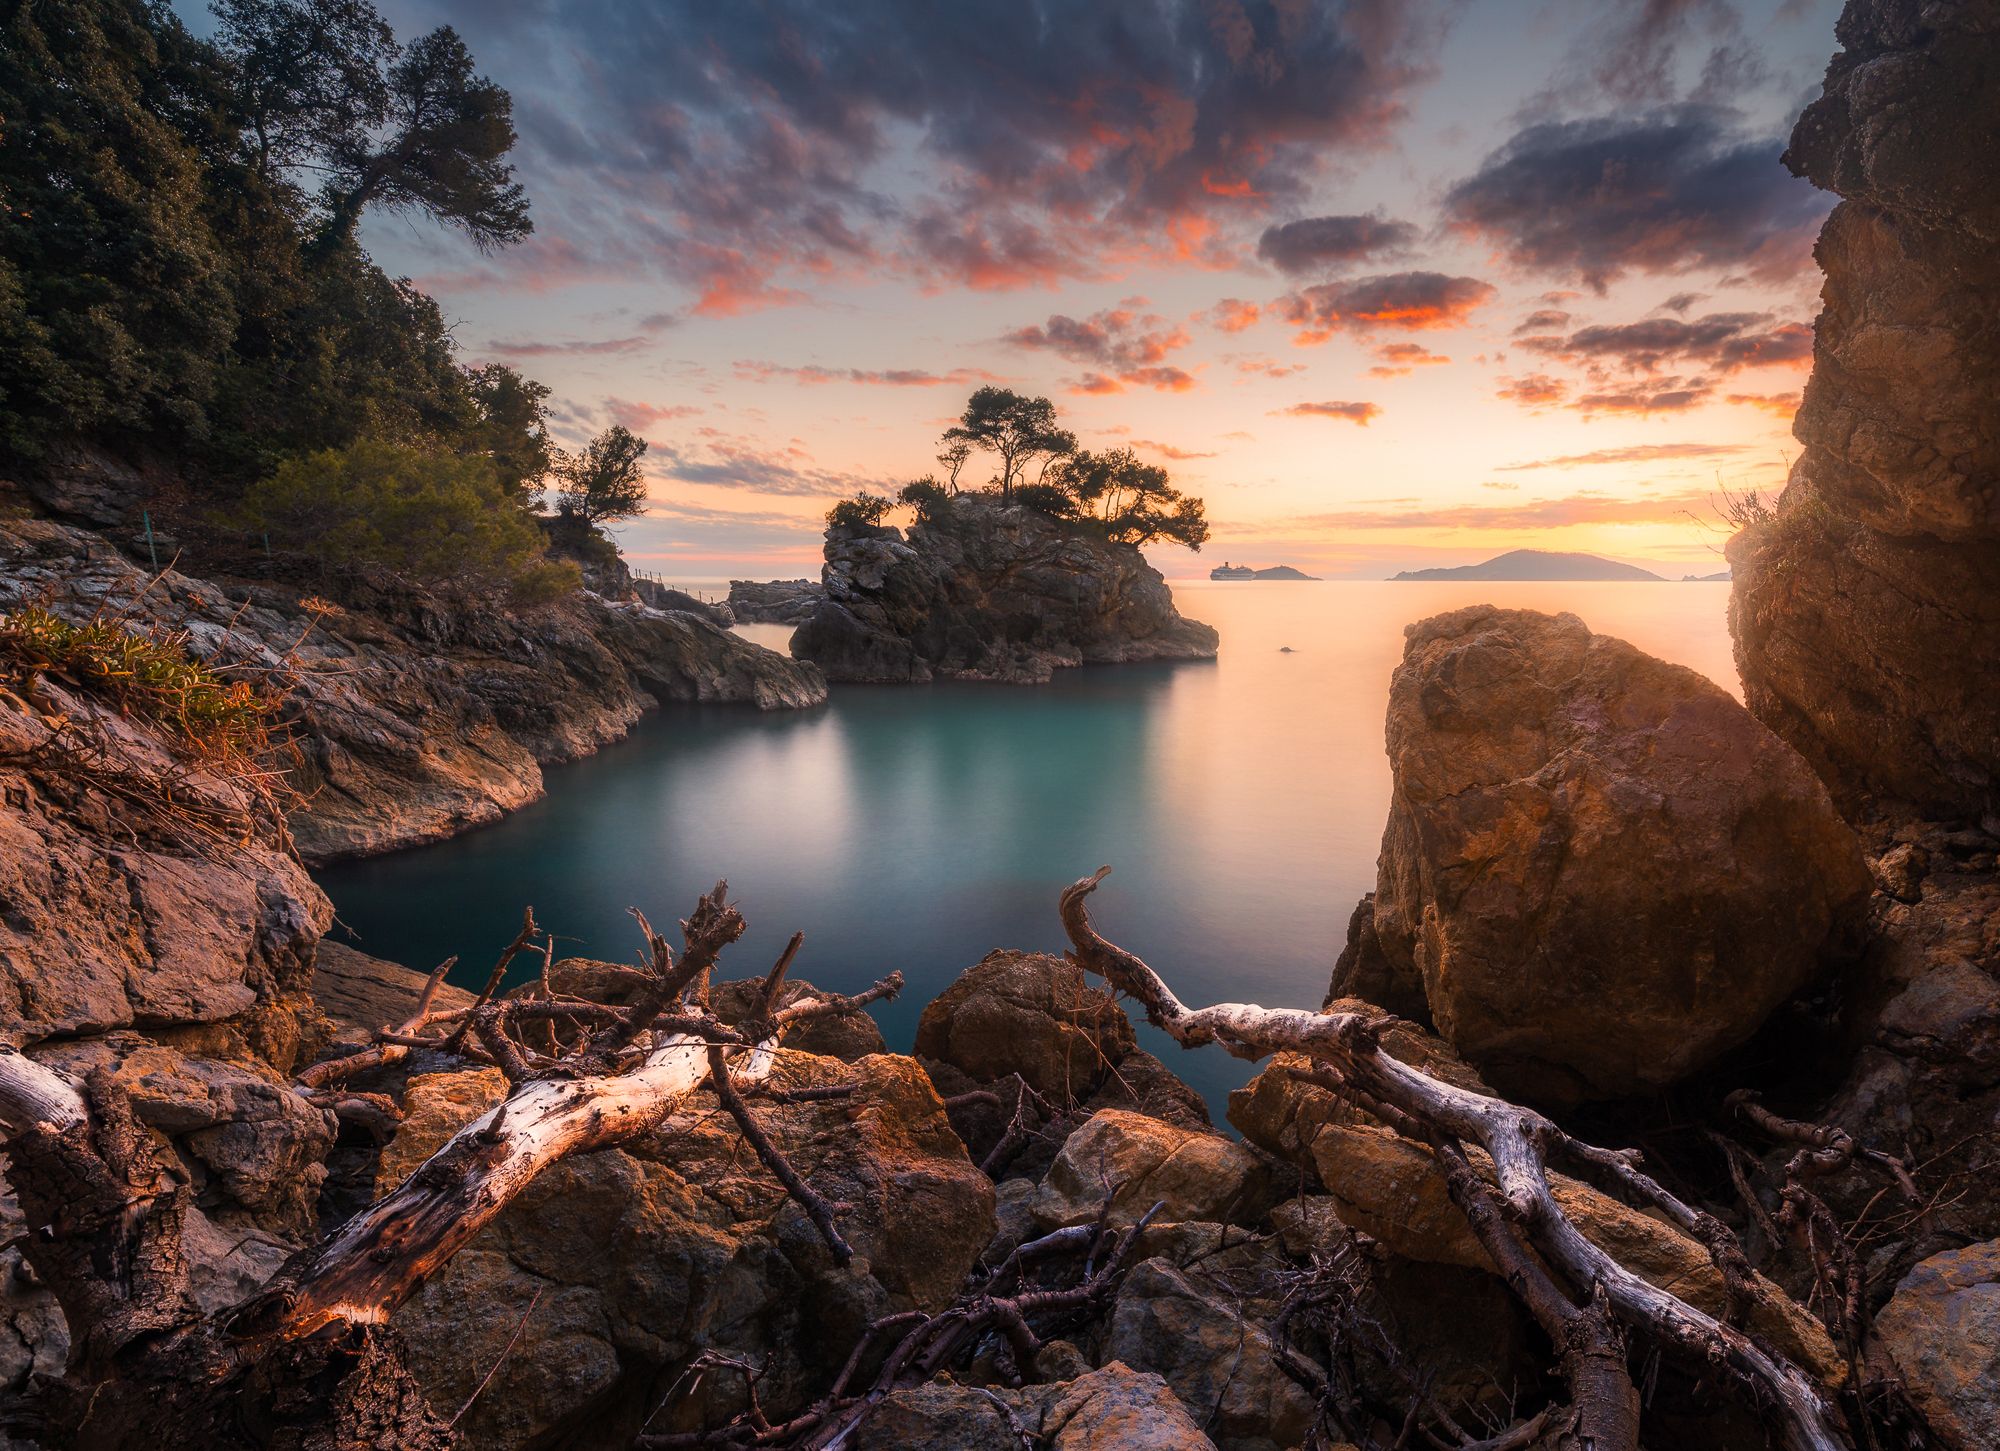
left=238, top=436, right=578, bottom=600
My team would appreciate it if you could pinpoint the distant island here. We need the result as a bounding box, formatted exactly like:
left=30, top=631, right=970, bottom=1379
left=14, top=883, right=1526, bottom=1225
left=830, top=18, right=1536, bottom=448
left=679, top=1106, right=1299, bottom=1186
left=1391, top=549, right=1664, bottom=582
left=1683, top=570, right=1732, bottom=582
left=1210, top=562, right=1322, bottom=580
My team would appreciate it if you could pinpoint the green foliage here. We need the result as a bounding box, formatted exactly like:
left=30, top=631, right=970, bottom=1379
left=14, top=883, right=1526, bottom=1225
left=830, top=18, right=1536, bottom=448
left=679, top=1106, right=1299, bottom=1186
left=555, top=425, right=649, bottom=526
left=897, top=476, right=953, bottom=526
left=0, top=0, right=537, bottom=483
left=827, top=492, right=894, bottom=532
left=942, top=387, right=1076, bottom=504
left=1046, top=447, right=1209, bottom=551
left=0, top=605, right=282, bottom=757
left=238, top=436, right=576, bottom=596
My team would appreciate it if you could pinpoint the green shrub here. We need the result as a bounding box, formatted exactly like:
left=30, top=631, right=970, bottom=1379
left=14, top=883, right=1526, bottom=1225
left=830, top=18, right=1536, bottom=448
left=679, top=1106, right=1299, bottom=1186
left=240, top=436, right=569, bottom=597
left=826, top=491, right=894, bottom=532
left=897, top=476, right=953, bottom=526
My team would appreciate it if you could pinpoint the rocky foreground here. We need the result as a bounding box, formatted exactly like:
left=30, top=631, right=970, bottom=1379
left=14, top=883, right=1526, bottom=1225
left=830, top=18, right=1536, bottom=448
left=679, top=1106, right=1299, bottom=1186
left=790, top=497, right=1219, bottom=684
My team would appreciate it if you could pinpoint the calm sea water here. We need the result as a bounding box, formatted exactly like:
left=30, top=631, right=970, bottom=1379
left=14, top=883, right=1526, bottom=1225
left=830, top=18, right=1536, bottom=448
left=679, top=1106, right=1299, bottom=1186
left=315, top=581, right=1737, bottom=1113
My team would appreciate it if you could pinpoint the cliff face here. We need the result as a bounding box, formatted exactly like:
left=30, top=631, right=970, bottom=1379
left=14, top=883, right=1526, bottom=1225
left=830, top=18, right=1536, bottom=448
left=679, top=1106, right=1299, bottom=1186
left=0, top=517, right=825, bottom=863
left=791, top=499, right=1218, bottom=685
left=1729, top=0, right=2000, bottom=821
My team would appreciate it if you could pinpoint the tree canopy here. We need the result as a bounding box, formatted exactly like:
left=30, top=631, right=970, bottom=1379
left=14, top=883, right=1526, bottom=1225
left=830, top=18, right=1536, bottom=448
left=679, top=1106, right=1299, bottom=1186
left=941, top=387, right=1077, bottom=505
left=555, top=426, right=650, bottom=527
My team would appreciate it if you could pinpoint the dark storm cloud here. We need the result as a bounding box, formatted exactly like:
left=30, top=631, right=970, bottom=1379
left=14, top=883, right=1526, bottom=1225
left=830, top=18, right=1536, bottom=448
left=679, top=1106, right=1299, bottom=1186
left=1255, top=213, right=1419, bottom=275
left=1520, top=311, right=1812, bottom=372
left=1276, top=272, right=1496, bottom=343
left=400, top=0, right=1456, bottom=309
left=1440, top=108, right=1829, bottom=291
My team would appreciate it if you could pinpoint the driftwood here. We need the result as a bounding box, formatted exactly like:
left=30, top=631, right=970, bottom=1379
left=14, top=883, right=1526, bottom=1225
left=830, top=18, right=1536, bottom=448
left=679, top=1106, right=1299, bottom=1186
left=1058, top=866, right=1854, bottom=1451
left=0, top=884, right=900, bottom=1449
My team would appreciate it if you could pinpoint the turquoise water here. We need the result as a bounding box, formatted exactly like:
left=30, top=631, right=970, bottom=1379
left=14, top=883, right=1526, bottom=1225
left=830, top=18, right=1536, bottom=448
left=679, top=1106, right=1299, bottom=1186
left=314, top=581, right=1738, bottom=1113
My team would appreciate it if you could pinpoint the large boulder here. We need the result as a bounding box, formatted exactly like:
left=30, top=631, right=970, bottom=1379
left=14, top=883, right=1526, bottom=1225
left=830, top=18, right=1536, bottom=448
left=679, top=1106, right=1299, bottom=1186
left=1369, top=606, right=1868, bottom=1100
left=790, top=499, right=1217, bottom=685
left=916, top=949, right=1137, bottom=1101
left=851, top=1363, right=1217, bottom=1450
left=726, top=578, right=824, bottom=625
left=1728, top=1, right=2000, bottom=820
left=386, top=1052, right=995, bottom=1451
left=1874, top=1239, right=2000, bottom=1451
left=1033, top=1110, right=1269, bottom=1230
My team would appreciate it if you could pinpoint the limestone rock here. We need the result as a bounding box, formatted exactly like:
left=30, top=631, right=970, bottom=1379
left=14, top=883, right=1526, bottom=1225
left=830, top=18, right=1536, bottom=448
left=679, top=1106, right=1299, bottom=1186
left=1371, top=606, right=1868, bottom=1100
left=1874, top=1239, right=2000, bottom=1451
left=1034, top=1110, right=1269, bottom=1230
left=1729, top=1, right=2000, bottom=819
left=791, top=500, right=1217, bottom=685
left=916, top=949, right=1136, bottom=1101
left=852, top=1363, right=1216, bottom=1450
left=1309, top=1123, right=1843, bottom=1385
left=711, top=975, right=889, bottom=1062
left=1038, top=1362, right=1217, bottom=1449
left=389, top=1051, right=995, bottom=1451
left=310, top=941, right=475, bottom=1042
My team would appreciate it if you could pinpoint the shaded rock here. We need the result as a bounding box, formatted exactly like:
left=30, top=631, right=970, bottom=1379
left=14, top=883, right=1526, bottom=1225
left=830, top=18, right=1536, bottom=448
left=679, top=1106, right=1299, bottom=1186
left=1106, top=1256, right=1314, bottom=1451
left=310, top=940, right=475, bottom=1042
left=1034, top=1110, right=1269, bottom=1230
left=1729, top=2, right=2000, bottom=819
left=1308, top=1123, right=1842, bottom=1384
left=1874, top=1239, right=2000, bottom=1451
left=1081, top=1047, right=1210, bottom=1133
left=916, top=949, right=1136, bottom=1102
left=852, top=1363, right=1216, bottom=1450
left=1327, top=891, right=1424, bottom=1020
left=727, top=578, right=824, bottom=625
left=1371, top=606, right=1868, bottom=1100
left=791, top=499, right=1217, bottom=685
left=388, top=1051, right=994, bottom=1451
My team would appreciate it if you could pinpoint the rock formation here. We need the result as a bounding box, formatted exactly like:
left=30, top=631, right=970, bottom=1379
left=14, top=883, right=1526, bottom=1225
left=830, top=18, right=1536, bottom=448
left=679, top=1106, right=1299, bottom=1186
left=727, top=578, right=825, bottom=624
left=790, top=499, right=1218, bottom=684
left=1359, top=606, right=1869, bottom=1101
left=0, top=515, right=824, bottom=863
left=1728, top=1, right=2000, bottom=821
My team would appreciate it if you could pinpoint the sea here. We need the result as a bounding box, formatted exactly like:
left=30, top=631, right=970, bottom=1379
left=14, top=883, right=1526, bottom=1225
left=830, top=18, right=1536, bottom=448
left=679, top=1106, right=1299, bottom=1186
left=313, top=579, right=1739, bottom=1115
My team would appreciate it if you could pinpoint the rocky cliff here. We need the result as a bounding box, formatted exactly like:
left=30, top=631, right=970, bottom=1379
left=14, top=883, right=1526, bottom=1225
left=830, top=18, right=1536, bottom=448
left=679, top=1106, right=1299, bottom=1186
left=0, top=516, right=824, bottom=863
left=1729, top=0, right=2000, bottom=822
left=790, top=499, right=1218, bottom=684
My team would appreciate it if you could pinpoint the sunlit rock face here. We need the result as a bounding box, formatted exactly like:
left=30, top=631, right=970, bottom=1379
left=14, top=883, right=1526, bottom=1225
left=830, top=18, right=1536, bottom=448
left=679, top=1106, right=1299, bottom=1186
left=791, top=498, right=1218, bottom=685
left=1729, top=0, right=2000, bottom=822
left=1368, top=606, right=1869, bottom=1103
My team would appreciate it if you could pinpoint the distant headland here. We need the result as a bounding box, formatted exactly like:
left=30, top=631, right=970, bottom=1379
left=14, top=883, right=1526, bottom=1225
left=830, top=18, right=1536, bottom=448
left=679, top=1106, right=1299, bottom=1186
left=1210, top=562, right=1321, bottom=580
left=1391, top=549, right=1665, bottom=582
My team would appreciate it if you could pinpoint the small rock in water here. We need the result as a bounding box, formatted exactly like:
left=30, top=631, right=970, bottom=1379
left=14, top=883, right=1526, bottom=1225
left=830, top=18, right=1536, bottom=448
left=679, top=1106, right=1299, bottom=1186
left=1278, top=645, right=1295, bottom=653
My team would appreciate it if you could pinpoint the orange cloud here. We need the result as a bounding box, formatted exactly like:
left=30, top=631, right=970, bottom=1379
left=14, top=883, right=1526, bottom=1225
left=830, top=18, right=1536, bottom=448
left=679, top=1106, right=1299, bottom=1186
left=1277, top=400, right=1382, bottom=425
left=1278, top=272, right=1497, bottom=344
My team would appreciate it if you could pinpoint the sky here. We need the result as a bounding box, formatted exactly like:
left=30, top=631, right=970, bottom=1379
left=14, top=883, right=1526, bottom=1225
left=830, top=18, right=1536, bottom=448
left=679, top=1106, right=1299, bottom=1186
left=228, top=0, right=1847, bottom=580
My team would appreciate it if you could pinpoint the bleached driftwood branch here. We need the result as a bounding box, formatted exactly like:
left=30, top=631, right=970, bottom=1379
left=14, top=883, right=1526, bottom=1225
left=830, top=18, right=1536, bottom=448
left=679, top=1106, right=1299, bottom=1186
left=1058, top=867, right=1852, bottom=1451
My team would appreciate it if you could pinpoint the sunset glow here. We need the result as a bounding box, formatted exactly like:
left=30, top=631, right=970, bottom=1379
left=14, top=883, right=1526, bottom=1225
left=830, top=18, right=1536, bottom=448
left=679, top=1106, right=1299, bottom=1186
left=335, top=0, right=1838, bottom=580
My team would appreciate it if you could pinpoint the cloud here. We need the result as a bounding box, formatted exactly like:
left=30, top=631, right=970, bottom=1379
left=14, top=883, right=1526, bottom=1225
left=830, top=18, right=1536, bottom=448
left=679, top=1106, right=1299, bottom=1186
left=1368, top=341, right=1450, bottom=377
left=1130, top=439, right=1217, bottom=460
left=1726, top=389, right=1802, bottom=416
left=1235, top=358, right=1306, bottom=378
left=1276, top=271, right=1496, bottom=342
left=409, top=0, right=1460, bottom=308
left=482, top=333, right=655, bottom=358
left=1522, top=312, right=1812, bottom=373
left=1513, top=309, right=1572, bottom=334
left=1205, top=298, right=1262, bottom=333
left=1005, top=306, right=1197, bottom=392
left=1497, top=442, right=1747, bottom=471
left=604, top=398, right=704, bottom=434
left=1280, top=486, right=1719, bottom=531
left=1440, top=108, right=1829, bottom=290
left=1255, top=213, right=1419, bottom=275
left=734, top=361, right=1000, bottom=387
left=1569, top=375, right=1716, bottom=415
left=654, top=432, right=888, bottom=497
left=1277, top=400, right=1382, bottom=424
left=1661, top=291, right=1707, bottom=313
left=1495, top=373, right=1568, bottom=408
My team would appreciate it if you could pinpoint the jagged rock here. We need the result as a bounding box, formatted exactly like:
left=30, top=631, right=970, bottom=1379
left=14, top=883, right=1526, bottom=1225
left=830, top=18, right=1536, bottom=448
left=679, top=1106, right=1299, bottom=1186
left=916, top=949, right=1136, bottom=1101
left=710, top=975, right=889, bottom=1062
left=387, top=1052, right=995, bottom=1451
left=1106, top=1256, right=1314, bottom=1451
left=1308, top=1122, right=1843, bottom=1385
left=0, top=514, right=825, bottom=866
left=852, top=1363, right=1217, bottom=1449
left=1033, top=1110, right=1269, bottom=1230
left=1369, top=606, right=1869, bottom=1100
left=310, top=941, right=475, bottom=1041
left=790, top=500, right=1217, bottom=685
left=727, top=578, right=824, bottom=625
left=1729, top=1, right=2000, bottom=819
left=1874, top=1239, right=2000, bottom=1451
left=1080, top=1047, right=1211, bottom=1133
